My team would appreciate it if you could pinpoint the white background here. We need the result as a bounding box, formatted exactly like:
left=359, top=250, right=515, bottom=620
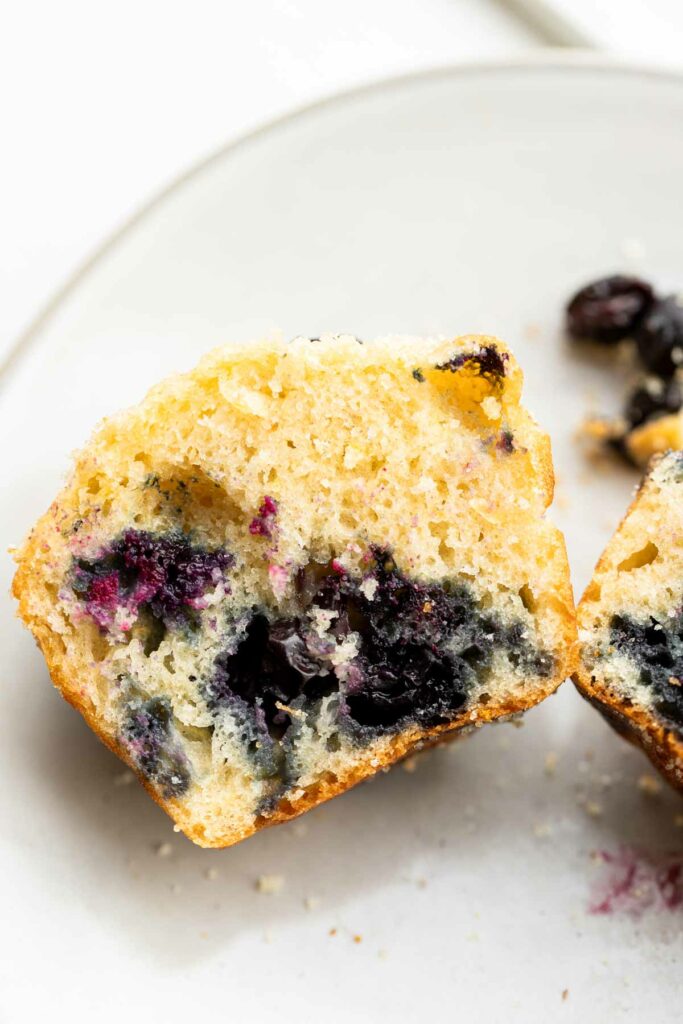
left=2, top=0, right=683, bottom=360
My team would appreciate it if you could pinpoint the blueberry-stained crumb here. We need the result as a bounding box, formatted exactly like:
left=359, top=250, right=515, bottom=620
left=206, top=551, right=552, bottom=768
left=121, top=697, right=190, bottom=797
left=610, top=611, right=683, bottom=727
left=72, top=529, right=233, bottom=629
left=497, top=429, right=515, bottom=454
left=249, top=496, right=279, bottom=539
left=412, top=368, right=425, bottom=383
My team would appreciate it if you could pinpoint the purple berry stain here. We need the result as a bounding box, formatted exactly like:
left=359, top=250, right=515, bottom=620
left=249, top=496, right=279, bottom=538
left=496, top=429, right=515, bottom=454
left=589, top=847, right=683, bottom=916
left=206, top=549, right=553, bottom=752
left=121, top=696, right=190, bottom=797
left=72, top=529, right=233, bottom=630
left=84, top=572, right=121, bottom=629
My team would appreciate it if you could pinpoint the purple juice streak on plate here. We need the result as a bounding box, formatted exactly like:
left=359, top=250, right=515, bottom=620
left=589, top=846, right=683, bottom=916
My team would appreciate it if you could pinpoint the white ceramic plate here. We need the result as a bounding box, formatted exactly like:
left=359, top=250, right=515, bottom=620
left=3, top=56, right=683, bottom=1023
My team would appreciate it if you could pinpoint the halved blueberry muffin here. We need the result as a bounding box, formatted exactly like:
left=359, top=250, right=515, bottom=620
left=576, top=450, right=683, bottom=788
left=13, top=333, right=575, bottom=847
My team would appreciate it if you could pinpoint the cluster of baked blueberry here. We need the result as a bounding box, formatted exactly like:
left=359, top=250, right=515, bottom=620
left=71, top=529, right=551, bottom=793
left=610, top=609, right=683, bottom=727
left=566, top=275, right=683, bottom=459
left=71, top=529, right=233, bottom=630
left=205, top=549, right=552, bottom=785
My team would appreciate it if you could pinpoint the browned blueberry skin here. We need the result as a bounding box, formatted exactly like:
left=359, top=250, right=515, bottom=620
left=566, top=275, right=654, bottom=344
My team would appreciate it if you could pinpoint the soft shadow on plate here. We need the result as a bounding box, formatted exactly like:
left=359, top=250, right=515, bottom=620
left=5, top=632, right=585, bottom=968
left=9, top=619, right=683, bottom=968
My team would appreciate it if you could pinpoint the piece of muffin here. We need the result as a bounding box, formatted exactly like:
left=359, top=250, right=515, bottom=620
left=626, top=410, right=683, bottom=467
left=576, top=449, right=683, bottom=788
left=13, top=333, right=575, bottom=848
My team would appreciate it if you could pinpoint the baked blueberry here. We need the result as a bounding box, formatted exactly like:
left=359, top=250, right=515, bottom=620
left=624, top=377, right=683, bottom=429
left=436, top=343, right=508, bottom=384
left=566, top=275, right=654, bottom=344
left=73, top=529, right=232, bottom=629
left=635, top=295, right=683, bottom=377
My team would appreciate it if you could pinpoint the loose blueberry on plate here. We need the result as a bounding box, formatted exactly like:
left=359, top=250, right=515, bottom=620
left=566, top=275, right=654, bottom=344
left=635, top=295, right=683, bottom=378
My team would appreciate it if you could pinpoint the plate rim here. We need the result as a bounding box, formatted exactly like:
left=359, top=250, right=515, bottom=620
left=5, top=49, right=683, bottom=387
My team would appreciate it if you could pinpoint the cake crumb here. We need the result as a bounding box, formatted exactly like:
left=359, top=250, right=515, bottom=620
left=156, top=842, right=173, bottom=858
left=621, top=236, right=646, bottom=264
left=256, top=874, right=284, bottom=894
left=637, top=773, right=662, bottom=796
left=205, top=867, right=219, bottom=881
left=359, top=577, right=378, bottom=601
left=113, top=770, right=134, bottom=787
left=585, top=800, right=603, bottom=818
left=303, top=896, right=320, bottom=911
left=533, top=821, right=553, bottom=839
left=562, top=988, right=569, bottom=1002
left=544, top=751, right=558, bottom=777
left=402, top=756, right=418, bottom=774
left=353, top=934, right=362, bottom=944
left=481, top=395, right=501, bottom=421
left=329, top=928, right=337, bottom=937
